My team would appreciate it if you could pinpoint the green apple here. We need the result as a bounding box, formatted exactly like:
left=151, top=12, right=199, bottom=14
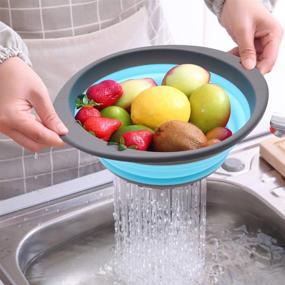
left=116, top=78, right=157, bottom=109
left=101, top=106, right=131, bottom=126
left=189, top=84, right=231, bottom=133
left=162, top=64, right=210, bottom=97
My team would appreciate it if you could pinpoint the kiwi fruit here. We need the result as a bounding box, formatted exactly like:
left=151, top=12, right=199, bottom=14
left=153, top=120, right=207, bottom=152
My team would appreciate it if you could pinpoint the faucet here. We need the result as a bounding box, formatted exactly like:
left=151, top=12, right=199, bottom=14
left=270, top=113, right=285, bottom=138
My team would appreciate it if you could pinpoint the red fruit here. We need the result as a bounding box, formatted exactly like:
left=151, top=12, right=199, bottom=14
left=121, top=130, right=153, bottom=151
left=206, top=127, right=232, bottom=141
left=75, top=106, right=101, bottom=124
left=87, top=80, right=123, bottom=110
left=84, top=117, right=121, bottom=141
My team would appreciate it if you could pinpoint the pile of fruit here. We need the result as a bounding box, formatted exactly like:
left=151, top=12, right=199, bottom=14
left=75, top=64, right=232, bottom=152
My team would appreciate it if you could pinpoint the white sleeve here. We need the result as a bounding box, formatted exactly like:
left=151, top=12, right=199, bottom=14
left=0, top=21, right=31, bottom=66
left=205, top=0, right=278, bottom=18
left=262, top=0, right=277, bottom=11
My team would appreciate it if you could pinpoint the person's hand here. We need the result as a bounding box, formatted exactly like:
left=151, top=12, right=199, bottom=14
left=220, top=0, right=283, bottom=74
left=0, top=57, right=68, bottom=152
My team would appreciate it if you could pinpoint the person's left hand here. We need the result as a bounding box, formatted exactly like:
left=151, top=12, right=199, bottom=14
left=220, top=0, right=283, bottom=74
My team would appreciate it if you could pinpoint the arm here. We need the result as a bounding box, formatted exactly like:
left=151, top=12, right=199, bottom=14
left=205, top=0, right=283, bottom=74
left=0, top=22, right=31, bottom=65
left=0, top=22, right=68, bottom=152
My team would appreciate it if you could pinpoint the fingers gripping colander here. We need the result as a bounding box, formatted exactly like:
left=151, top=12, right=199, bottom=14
left=54, top=46, right=268, bottom=186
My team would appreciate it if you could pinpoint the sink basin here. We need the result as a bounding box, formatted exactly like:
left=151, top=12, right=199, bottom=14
left=1, top=178, right=285, bottom=285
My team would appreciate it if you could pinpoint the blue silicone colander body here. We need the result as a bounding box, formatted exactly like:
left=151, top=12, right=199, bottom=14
left=98, top=64, right=249, bottom=185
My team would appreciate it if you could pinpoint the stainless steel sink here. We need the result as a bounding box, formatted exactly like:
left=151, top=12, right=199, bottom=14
left=0, top=134, right=285, bottom=285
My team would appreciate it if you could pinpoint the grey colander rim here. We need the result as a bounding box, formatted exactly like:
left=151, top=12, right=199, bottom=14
left=54, top=45, right=268, bottom=165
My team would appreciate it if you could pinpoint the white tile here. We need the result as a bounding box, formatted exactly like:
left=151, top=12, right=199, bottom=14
left=266, top=1, right=285, bottom=115
left=203, top=6, right=234, bottom=50
left=161, top=0, right=204, bottom=45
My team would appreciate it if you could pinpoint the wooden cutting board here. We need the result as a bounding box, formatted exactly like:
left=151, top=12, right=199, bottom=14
left=260, top=136, right=285, bottom=177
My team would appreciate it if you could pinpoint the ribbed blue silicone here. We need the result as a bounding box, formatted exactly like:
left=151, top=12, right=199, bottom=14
left=96, top=64, right=250, bottom=185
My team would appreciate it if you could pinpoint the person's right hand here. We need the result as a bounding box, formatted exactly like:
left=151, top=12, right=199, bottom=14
left=220, top=0, right=283, bottom=74
left=0, top=57, right=68, bottom=152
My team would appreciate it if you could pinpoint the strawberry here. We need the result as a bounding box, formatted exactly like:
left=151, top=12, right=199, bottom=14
left=121, top=130, right=153, bottom=151
left=86, top=80, right=123, bottom=110
left=84, top=117, right=121, bottom=141
left=75, top=106, right=101, bottom=124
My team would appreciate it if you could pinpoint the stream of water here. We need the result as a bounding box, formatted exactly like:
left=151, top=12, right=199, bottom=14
left=113, top=177, right=207, bottom=285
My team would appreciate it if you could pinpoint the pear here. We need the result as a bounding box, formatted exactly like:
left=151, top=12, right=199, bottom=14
left=153, top=120, right=207, bottom=152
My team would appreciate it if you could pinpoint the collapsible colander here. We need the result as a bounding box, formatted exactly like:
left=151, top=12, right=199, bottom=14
left=54, top=46, right=268, bottom=185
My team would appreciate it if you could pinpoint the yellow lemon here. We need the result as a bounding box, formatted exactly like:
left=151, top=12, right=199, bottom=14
left=131, top=86, right=191, bottom=129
